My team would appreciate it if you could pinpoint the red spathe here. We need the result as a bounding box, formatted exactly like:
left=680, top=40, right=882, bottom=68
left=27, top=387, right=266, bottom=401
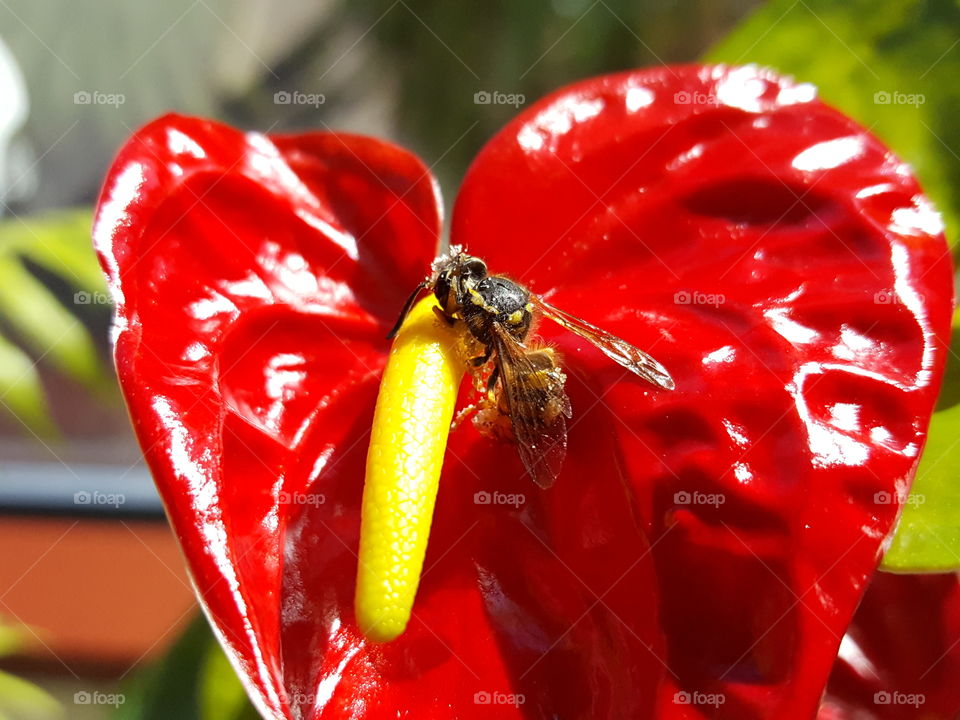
left=93, top=65, right=953, bottom=719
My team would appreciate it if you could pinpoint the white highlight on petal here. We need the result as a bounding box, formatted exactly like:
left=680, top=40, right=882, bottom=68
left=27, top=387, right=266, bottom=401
left=776, top=81, right=817, bottom=106
left=723, top=418, right=750, bottom=448
left=838, top=634, right=880, bottom=682
left=265, top=353, right=307, bottom=400
left=245, top=132, right=359, bottom=260
left=856, top=182, right=897, bottom=199
left=703, top=345, right=736, bottom=365
left=890, top=195, right=944, bottom=237
left=517, top=94, right=605, bottom=153
left=296, top=209, right=359, bottom=261
left=765, top=307, right=819, bottom=344
left=517, top=126, right=544, bottom=152
left=789, top=363, right=906, bottom=468
left=733, top=462, right=753, bottom=483
left=891, top=241, right=936, bottom=389
left=189, top=292, right=237, bottom=320
left=313, top=645, right=361, bottom=713
left=625, top=85, right=655, bottom=112
left=668, top=142, right=704, bottom=171
left=832, top=325, right=875, bottom=362
left=792, top=136, right=864, bottom=172
left=713, top=66, right=813, bottom=111
left=92, top=161, right=147, bottom=308
left=167, top=128, right=207, bottom=159
left=225, top=275, right=272, bottom=301
left=183, top=342, right=209, bottom=362
left=828, top=402, right=861, bottom=432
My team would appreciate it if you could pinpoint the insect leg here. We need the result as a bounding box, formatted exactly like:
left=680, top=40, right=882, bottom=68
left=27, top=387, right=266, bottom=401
left=386, top=280, right=429, bottom=339
left=471, top=347, right=493, bottom=366
left=432, top=306, right=456, bottom=327
left=486, top=365, right=500, bottom=399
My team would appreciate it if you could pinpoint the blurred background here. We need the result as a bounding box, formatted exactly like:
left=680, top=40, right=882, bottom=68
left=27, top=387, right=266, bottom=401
left=0, top=0, right=957, bottom=718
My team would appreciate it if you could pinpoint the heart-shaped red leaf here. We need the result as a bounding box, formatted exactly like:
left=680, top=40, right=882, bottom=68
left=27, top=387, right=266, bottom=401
left=820, top=572, right=960, bottom=719
left=451, top=64, right=953, bottom=717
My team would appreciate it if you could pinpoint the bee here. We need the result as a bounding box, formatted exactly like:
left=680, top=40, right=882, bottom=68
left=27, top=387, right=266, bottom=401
left=388, top=247, right=675, bottom=488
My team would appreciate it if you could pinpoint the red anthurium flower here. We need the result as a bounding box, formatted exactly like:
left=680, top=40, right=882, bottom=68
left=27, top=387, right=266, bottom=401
left=820, top=572, right=960, bottom=719
left=93, top=65, right=952, bottom=719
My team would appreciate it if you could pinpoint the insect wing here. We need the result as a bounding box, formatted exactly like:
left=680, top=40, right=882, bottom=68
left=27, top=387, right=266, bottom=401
left=533, top=298, right=675, bottom=390
left=491, top=326, right=571, bottom=488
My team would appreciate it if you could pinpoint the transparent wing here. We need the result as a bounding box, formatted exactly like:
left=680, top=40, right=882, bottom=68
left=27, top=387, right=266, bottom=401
left=533, top=297, right=675, bottom=390
left=490, top=325, right=571, bottom=489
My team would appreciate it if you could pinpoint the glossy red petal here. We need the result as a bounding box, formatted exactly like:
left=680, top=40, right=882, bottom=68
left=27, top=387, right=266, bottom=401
left=452, top=65, right=953, bottom=717
left=93, top=114, right=444, bottom=718
left=819, top=572, right=960, bottom=719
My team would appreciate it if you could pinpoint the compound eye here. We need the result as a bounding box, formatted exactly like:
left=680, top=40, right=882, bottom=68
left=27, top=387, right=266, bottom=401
left=434, top=271, right=452, bottom=306
left=461, top=258, right=487, bottom=278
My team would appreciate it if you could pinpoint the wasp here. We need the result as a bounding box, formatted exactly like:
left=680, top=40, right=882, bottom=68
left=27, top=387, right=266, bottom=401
left=388, top=247, right=675, bottom=488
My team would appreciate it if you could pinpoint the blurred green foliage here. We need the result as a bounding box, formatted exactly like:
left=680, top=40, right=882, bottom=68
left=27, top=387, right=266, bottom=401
left=267, top=0, right=759, bottom=191
left=0, top=619, right=63, bottom=720
left=0, top=208, right=112, bottom=435
left=883, top=308, right=960, bottom=571
left=112, top=615, right=256, bottom=720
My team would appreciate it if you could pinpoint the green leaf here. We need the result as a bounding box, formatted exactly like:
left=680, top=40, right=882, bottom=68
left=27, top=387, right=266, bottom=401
left=13, top=210, right=108, bottom=294
left=0, top=208, right=111, bottom=433
left=0, top=619, right=63, bottom=719
left=0, top=670, right=63, bottom=720
left=198, top=633, right=258, bottom=720
left=112, top=614, right=255, bottom=720
left=882, top=309, right=960, bottom=571
left=707, top=0, right=960, bottom=247
left=0, top=334, right=55, bottom=436
left=0, top=257, right=103, bottom=389
left=0, top=618, right=26, bottom=658
left=882, top=403, right=960, bottom=571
